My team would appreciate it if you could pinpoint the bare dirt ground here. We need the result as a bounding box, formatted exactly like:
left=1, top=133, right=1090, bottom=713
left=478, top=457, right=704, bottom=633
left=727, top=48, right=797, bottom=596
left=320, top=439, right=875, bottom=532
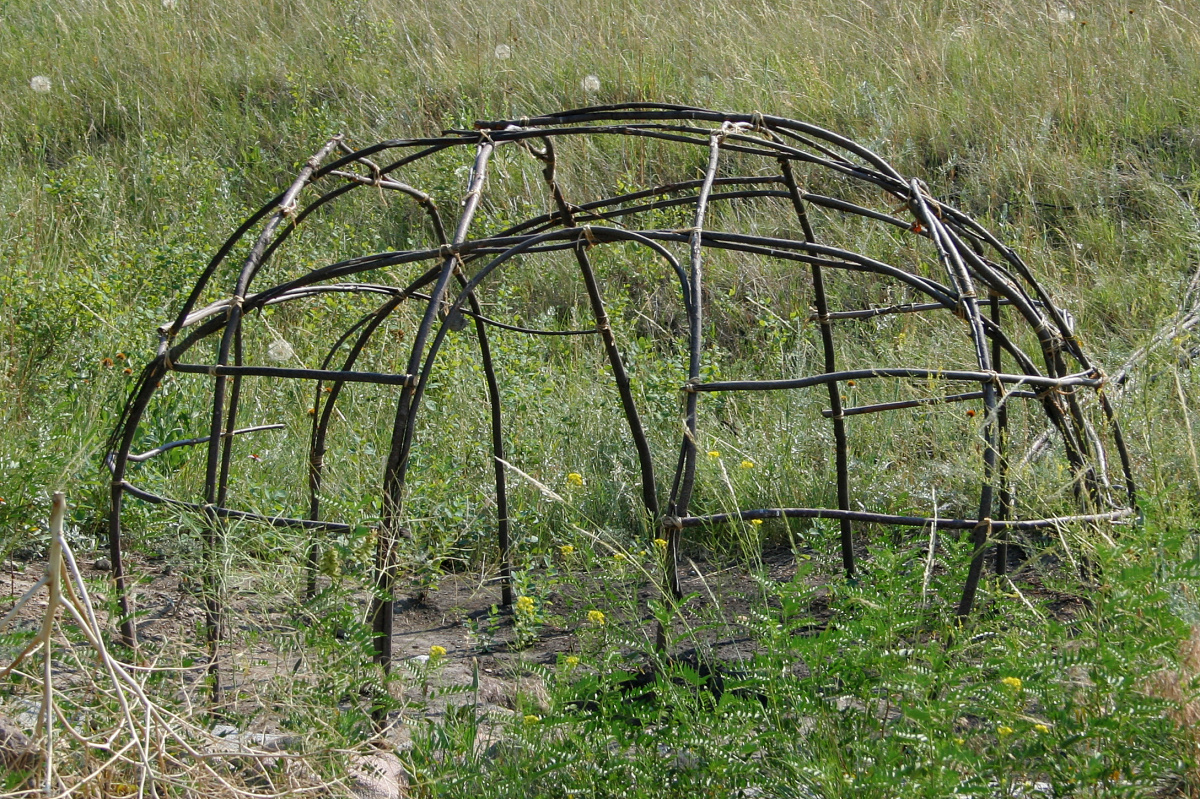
left=0, top=538, right=1086, bottom=771
left=0, top=545, right=815, bottom=757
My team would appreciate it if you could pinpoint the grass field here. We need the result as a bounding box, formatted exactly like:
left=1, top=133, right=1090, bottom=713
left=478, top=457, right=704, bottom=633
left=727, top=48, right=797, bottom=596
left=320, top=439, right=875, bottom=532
left=2, top=0, right=1200, bottom=796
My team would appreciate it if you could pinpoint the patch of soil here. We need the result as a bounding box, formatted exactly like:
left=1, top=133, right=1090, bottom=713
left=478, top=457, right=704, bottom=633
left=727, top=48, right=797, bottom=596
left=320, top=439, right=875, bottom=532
left=0, top=539, right=1088, bottom=751
left=0, top=546, right=820, bottom=732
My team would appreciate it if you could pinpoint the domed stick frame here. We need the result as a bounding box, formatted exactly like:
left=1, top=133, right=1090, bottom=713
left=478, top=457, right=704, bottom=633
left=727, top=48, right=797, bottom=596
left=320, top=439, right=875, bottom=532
left=105, top=104, right=1136, bottom=707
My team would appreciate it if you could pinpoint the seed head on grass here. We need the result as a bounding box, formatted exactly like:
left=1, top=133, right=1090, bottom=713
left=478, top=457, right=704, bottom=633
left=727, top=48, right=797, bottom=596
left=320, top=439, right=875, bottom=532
left=267, top=339, right=294, bottom=361
left=30, top=75, right=51, bottom=93
left=319, top=548, right=340, bottom=578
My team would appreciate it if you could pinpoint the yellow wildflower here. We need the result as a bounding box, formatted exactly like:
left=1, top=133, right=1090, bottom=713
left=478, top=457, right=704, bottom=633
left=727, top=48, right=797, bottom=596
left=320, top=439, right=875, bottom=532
left=653, top=538, right=668, bottom=550
left=560, top=544, right=575, bottom=557
left=1034, top=724, right=1049, bottom=734
left=515, top=596, right=535, bottom=614
left=587, top=609, right=606, bottom=626
left=523, top=714, right=540, bottom=725
left=1001, top=676, right=1023, bottom=691
left=613, top=552, right=627, bottom=561
left=566, top=472, right=584, bottom=487
left=429, top=645, right=447, bottom=658
left=565, top=655, right=580, bottom=668
left=954, top=737, right=965, bottom=745
left=707, top=450, right=720, bottom=459
left=750, top=519, right=763, bottom=526
left=740, top=459, right=755, bottom=469
left=997, top=725, right=1014, bottom=737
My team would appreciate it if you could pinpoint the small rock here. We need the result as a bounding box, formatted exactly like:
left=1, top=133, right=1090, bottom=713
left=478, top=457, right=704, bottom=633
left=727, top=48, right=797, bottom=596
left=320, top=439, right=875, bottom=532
left=94, top=558, right=111, bottom=572
left=242, top=732, right=303, bottom=752
left=476, top=675, right=509, bottom=707
left=12, top=699, right=39, bottom=730
left=205, top=725, right=303, bottom=753
left=348, top=750, right=407, bottom=799
left=0, top=714, right=36, bottom=769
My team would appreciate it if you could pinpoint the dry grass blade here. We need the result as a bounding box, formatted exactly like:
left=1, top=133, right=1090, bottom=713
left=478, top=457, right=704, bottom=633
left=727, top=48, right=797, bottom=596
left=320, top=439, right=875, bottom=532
left=0, top=494, right=356, bottom=797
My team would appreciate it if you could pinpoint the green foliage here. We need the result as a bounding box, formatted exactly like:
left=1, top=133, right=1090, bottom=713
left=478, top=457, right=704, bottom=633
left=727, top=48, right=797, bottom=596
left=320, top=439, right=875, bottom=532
left=4, top=0, right=1200, bottom=794
left=409, top=521, right=1200, bottom=797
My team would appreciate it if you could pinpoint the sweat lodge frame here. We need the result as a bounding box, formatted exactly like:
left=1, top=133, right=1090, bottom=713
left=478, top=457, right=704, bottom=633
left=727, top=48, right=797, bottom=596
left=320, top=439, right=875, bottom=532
left=105, top=104, right=1136, bottom=700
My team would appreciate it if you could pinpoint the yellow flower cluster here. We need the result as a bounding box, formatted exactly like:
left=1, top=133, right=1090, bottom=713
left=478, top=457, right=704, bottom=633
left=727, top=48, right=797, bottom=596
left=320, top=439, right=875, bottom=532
left=997, top=725, right=1014, bottom=737
left=1001, top=676, right=1023, bottom=691
left=707, top=450, right=721, bottom=459
left=653, top=538, right=668, bottom=550
left=429, top=645, right=447, bottom=658
left=515, top=596, right=535, bottom=614
left=559, top=544, right=575, bottom=557
left=565, top=655, right=580, bottom=668
left=740, top=459, right=755, bottom=469
left=566, top=472, right=584, bottom=487
left=587, top=609, right=606, bottom=626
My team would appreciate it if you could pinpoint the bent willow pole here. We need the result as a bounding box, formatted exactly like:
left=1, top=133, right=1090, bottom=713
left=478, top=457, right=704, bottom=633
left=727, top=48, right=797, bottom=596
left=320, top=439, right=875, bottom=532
left=105, top=104, right=1135, bottom=707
